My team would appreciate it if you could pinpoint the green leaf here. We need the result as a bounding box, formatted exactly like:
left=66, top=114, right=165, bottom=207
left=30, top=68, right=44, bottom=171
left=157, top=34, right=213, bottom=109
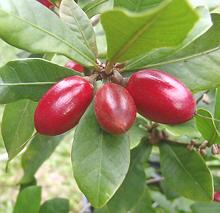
left=130, top=188, right=155, bottom=213
left=72, top=104, right=130, bottom=208
left=102, top=142, right=152, bottom=213
left=0, top=58, right=79, bottom=104
left=114, top=0, right=163, bottom=12
left=60, top=0, right=97, bottom=55
left=214, top=88, right=220, bottom=131
left=145, top=13, right=220, bottom=93
left=1, top=100, right=37, bottom=161
left=0, top=0, right=96, bottom=67
left=124, top=5, right=212, bottom=71
left=191, top=202, right=220, bottom=213
left=162, top=120, right=201, bottom=139
left=128, top=118, right=147, bottom=149
left=40, top=198, right=69, bottom=213
left=13, top=186, right=41, bottom=213
left=195, top=108, right=220, bottom=144
left=21, top=134, right=63, bottom=184
left=0, top=39, right=23, bottom=67
left=83, top=0, right=113, bottom=18
left=101, top=0, right=199, bottom=63
left=159, top=142, right=213, bottom=201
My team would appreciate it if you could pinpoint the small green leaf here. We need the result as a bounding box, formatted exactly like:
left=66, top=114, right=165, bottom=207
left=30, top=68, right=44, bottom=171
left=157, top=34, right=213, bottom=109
left=72, top=104, right=130, bottom=208
left=103, top=142, right=152, bottom=213
left=195, top=108, right=220, bottom=144
left=162, top=120, right=201, bottom=139
left=101, top=0, right=199, bottom=62
left=191, top=202, right=220, bottom=213
left=159, top=142, right=213, bottom=201
left=128, top=118, right=147, bottom=149
left=40, top=198, right=69, bottom=213
left=0, top=58, right=80, bottom=104
left=130, top=188, right=155, bottom=213
left=21, top=134, right=64, bottom=184
left=1, top=100, right=37, bottom=161
left=13, top=186, right=41, bottom=213
left=60, top=0, right=97, bottom=55
left=0, top=0, right=96, bottom=67
left=114, top=0, right=163, bottom=12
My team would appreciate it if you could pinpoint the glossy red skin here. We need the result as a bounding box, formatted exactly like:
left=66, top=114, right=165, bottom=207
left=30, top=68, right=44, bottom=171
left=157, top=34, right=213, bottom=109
left=34, top=76, right=93, bottom=136
left=214, top=192, right=220, bottom=202
left=126, top=70, right=196, bottom=125
left=94, top=83, right=136, bottom=134
left=65, top=61, right=85, bottom=73
left=37, top=0, right=53, bottom=8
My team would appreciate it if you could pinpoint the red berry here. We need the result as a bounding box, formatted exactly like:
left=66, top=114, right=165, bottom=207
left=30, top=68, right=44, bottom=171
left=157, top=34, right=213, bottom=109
left=34, top=76, right=93, bottom=136
left=65, top=61, right=85, bottom=73
left=214, top=192, right=220, bottom=202
left=126, top=70, right=196, bottom=125
left=94, top=83, right=136, bottom=134
left=37, top=0, right=53, bottom=8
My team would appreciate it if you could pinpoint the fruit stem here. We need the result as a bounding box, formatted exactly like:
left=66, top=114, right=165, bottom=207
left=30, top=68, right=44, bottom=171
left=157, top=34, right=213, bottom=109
left=105, top=61, right=114, bottom=75
left=83, top=73, right=99, bottom=84
left=110, top=70, right=128, bottom=86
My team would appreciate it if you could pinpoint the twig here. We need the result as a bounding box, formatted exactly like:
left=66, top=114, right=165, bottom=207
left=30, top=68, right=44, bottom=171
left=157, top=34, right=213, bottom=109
left=146, top=177, right=164, bottom=185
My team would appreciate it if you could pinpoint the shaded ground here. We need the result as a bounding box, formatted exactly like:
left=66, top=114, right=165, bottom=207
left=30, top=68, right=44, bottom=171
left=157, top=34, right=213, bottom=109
left=0, top=137, right=83, bottom=213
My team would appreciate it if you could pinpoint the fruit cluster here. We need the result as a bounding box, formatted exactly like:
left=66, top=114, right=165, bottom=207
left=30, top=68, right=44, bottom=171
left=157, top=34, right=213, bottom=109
left=34, top=61, right=196, bottom=136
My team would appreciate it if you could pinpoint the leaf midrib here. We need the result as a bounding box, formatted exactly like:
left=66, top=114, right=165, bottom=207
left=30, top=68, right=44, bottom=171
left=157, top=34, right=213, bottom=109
left=146, top=46, right=220, bottom=68
left=165, top=144, right=210, bottom=199
left=109, top=1, right=170, bottom=62
left=61, top=0, right=92, bottom=51
left=0, top=7, right=96, bottom=66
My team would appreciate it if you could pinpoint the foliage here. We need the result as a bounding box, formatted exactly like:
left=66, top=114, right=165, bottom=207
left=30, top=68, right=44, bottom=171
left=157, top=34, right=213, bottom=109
left=0, top=0, right=220, bottom=212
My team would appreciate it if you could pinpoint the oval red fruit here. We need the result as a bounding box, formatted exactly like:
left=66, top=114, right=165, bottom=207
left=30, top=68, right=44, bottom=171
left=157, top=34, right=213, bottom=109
left=126, top=70, right=196, bottom=124
left=94, top=83, right=136, bottom=134
left=214, top=192, right=220, bottom=202
left=38, top=0, right=53, bottom=8
left=65, top=61, right=85, bottom=73
left=34, top=76, right=93, bottom=136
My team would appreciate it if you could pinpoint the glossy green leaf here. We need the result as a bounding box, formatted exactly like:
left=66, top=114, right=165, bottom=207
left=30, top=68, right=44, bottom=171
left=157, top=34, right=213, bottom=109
left=0, top=0, right=96, bottom=67
left=101, top=0, right=199, bottom=63
left=191, top=202, right=220, bottom=213
left=72, top=104, right=130, bottom=208
left=114, top=0, right=163, bottom=12
left=130, top=188, right=155, bottom=213
left=1, top=100, right=37, bottom=161
left=13, top=186, right=41, bottom=213
left=21, top=134, right=63, bottom=184
left=195, top=108, right=220, bottom=144
left=124, top=5, right=212, bottom=71
left=0, top=58, right=79, bottom=104
left=83, top=0, right=113, bottom=18
left=160, top=142, right=213, bottom=201
left=40, top=198, right=69, bottom=213
left=144, top=13, right=220, bottom=93
left=162, top=120, right=201, bottom=139
left=128, top=118, right=147, bottom=149
left=102, top=143, right=152, bottom=213
left=60, top=0, right=97, bottom=54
